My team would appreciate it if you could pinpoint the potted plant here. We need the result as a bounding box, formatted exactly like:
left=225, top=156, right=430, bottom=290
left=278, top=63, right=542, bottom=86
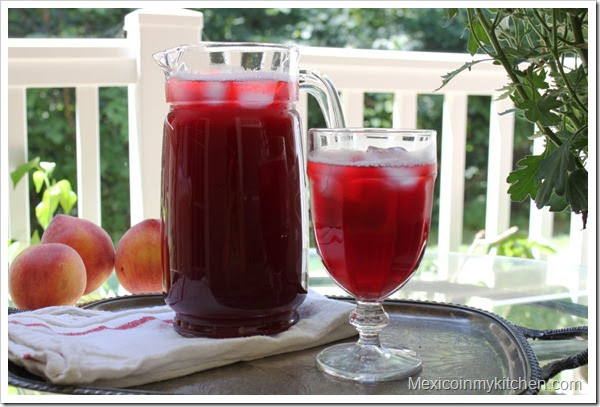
left=440, top=8, right=588, bottom=228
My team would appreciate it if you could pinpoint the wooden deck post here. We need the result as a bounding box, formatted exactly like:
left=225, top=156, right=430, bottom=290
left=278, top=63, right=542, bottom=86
left=124, top=9, right=204, bottom=226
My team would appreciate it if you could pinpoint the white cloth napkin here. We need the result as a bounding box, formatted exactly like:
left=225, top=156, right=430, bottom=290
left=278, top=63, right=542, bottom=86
left=8, top=290, right=356, bottom=388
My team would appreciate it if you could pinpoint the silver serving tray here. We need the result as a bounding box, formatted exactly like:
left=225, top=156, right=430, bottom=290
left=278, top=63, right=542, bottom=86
left=8, top=295, right=553, bottom=395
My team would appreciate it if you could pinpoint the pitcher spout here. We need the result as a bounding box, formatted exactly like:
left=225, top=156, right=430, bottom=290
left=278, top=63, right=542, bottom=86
left=153, top=46, right=183, bottom=79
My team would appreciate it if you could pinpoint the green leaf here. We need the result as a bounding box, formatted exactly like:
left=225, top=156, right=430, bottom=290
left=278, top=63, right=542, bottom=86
left=447, top=8, right=458, bottom=20
left=48, top=184, right=61, bottom=214
left=547, top=194, right=569, bottom=212
left=534, top=180, right=553, bottom=209
left=467, top=28, right=480, bottom=55
left=62, top=191, right=78, bottom=215
left=11, top=157, right=40, bottom=188
left=498, top=107, right=519, bottom=116
left=35, top=200, right=51, bottom=230
left=534, top=141, right=577, bottom=209
left=529, top=240, right=556, bottom=255
left=554, top=129, right=574, bottom=142
left=32, top=170, right=45, bottom=193
left=506, top=154, right=544, bottom=202
left=489, top=231, right=556, bottom=259
left=571, top=131, right=588, bottom=152
left=36, top=186, right=61, bottom=229
left=472, top=18, right=491, bottom=45
left=39, top=161, right=56, bottom=175
left=537, top=93, right=563, bottom=115
left=496, top=83, right=516, bottom=100
left=515, top=94, right=562, bottom=126
left=56, top=179, right=77, bottom=213
left=526, top=67, right=549, bottom=90
left=56, top=179, right=71, bottom=194
left=30, top=229, right=40, bottom=245
left=535, top=142, right=576, bottom=194
left=436, top=59, right=491, bottom=91
left=565, top=169, right=587, bottom=213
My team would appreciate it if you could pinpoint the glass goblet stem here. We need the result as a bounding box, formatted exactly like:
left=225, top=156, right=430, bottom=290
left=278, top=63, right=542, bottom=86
left=350, top=301, right=389, bottom=347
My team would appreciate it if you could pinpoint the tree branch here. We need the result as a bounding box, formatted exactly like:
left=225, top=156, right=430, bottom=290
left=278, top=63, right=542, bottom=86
left=551, top=10, right=588, bottom=116
left=473, top=8, right=563, bottom=149
left=569, top=13, right=588, bottom=72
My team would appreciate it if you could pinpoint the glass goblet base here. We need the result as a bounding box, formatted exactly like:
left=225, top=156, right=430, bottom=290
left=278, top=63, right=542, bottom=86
left=316, top=342, right=422, bottom=382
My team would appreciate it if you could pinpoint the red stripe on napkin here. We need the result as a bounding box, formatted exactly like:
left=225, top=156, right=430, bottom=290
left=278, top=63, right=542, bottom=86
left=9, top=316, right=172, bottom=336
left=23, top=353, right=42, bottom=363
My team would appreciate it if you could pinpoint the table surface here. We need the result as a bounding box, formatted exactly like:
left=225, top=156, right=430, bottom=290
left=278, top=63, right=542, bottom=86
left=310, top=249, right=589, bottom=393
left=9, top=251, right=589, bottom=396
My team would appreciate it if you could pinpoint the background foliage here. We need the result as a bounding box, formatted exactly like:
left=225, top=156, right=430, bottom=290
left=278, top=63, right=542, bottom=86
left=441, top=8, right=588, bottom=228
left=8, top=7, right=568, bottom=247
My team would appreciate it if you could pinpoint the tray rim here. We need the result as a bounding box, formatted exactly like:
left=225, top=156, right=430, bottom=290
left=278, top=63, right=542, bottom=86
left=7, top=294, right=541, bottom=396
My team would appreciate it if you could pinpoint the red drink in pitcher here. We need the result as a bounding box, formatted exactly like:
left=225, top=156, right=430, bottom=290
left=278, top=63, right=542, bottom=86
left=161, top=74, right=307, bottom=337
left=308, top=151, right=436, bottom=301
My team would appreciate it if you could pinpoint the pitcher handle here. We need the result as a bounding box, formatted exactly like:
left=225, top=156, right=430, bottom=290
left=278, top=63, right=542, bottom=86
left=299, top=69, right=347, bottom=128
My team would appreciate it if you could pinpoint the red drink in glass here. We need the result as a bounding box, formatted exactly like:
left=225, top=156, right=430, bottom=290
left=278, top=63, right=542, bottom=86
left=308, top=129, right=436, bottom=382
left=161, top=75, right=307, bottom=337
left=308, top=154, right=436, bottom=301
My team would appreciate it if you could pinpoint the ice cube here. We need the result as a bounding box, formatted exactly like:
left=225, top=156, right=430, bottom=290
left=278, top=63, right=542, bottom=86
left=366, top=146, right=408, bottom=153
left=238, top=90, right=274, bottom=108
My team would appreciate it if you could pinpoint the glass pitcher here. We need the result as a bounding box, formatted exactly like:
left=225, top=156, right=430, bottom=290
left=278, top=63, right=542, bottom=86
left=154, top=42, right=346, bottom=338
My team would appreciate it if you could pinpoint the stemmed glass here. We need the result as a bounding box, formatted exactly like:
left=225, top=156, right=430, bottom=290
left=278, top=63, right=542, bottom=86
left=307, top=128, right=437, bottom=382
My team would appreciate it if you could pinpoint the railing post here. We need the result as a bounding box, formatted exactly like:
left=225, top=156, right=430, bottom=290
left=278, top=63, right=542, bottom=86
left=75, top=86, right=101, bottom=225
left=124, top=9, right=203, bottom=226
left=529, top=205, right=554, bottom=242
left=485, top=94, right=514, bottom=239
left=569, top=213, right=588, bottom=267
left=392, top=91, right=417, bottom=128
left=438, top=93, right=468, bottom=252
left=341, top=90, right=364, bottom=127
left=7, top=87, right=30, bottom=242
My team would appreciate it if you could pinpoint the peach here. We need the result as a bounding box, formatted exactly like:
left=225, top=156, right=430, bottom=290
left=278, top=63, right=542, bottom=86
left=115, top=219, right=162, bottom=294
left=41, top=215, right=115, bottom=295
left=9, top=243, right=86, bottom=309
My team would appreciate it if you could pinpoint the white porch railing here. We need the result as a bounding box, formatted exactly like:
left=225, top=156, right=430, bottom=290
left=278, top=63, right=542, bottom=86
left=6, top=9, right=588, bottom=266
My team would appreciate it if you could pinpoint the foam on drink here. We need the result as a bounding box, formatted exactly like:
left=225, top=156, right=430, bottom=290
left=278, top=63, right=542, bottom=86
left=308, top=144, right=436, bottom=168
left=172, top=71, right=295, bottom=83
